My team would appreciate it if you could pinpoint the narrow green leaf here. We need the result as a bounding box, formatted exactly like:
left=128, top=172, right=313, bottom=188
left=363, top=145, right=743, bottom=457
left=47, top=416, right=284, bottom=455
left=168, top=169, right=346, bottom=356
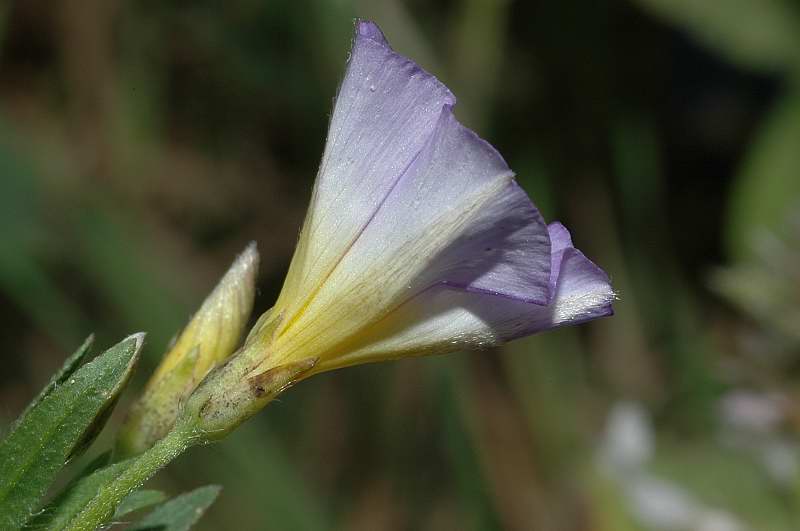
left=128, top=486, right=221, bottom=531
left=15, top=335, right=94, bottom=424
left=115, top=490, right=168, bottom=518
left=25, top=460, right=132, bottom=530
left=29, top=427, right=193, bottom=531
left=25, top=451, right=119, bottom=529
left=0, top=333, right=144, bottom=530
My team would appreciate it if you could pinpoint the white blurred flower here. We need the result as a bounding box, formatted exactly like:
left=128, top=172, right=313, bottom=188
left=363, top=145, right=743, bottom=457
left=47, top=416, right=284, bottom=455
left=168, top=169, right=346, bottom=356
left=599, top=401, right=750, bottom=531
left=626, top=475, right=697, bottom=530
left=696, top=509, right=746, bottom=531
left=601, top=401, right=654, bottom=471
left=719, top=390, right=785, bottom=434
left=760, top=439, right=799, bottom=486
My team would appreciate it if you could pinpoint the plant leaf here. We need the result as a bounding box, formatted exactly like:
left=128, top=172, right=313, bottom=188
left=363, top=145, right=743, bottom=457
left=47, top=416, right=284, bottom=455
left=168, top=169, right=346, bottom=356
left=27, top=460, right=163, bottom=528
left=15, top=335, right=94, bottom=425
left=115, top=490, right=168, bottom=518
left=0, top=333, right=144, bottom=530
left=25, top=460, right=132, bottom=530
left=128, top=485, right=221, bottom=531
left=24, top=452, right=126, bottom=529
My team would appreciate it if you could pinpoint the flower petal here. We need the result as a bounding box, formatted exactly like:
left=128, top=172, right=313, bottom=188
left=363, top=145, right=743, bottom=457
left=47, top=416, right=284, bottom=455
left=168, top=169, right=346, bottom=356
left=271, top=107, right=550, bottom=366
left=319, top=224, right=613, bottom=370
left=276, top=20, right=455, bottom=320
left=421, top=180, right=551, bottom=304
left=548, top=221, right=574, bottom=296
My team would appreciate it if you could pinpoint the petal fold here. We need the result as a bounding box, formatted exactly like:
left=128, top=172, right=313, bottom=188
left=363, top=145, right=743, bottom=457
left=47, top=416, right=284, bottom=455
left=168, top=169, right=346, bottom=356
left=423, top=180, right=550, bottom=304
left=321, top=223, right=613, bottom=370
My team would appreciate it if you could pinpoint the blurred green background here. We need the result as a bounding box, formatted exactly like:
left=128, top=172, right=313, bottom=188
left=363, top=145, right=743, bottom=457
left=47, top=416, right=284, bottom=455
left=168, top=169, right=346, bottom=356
left=2, top=0, right=800, bottom=529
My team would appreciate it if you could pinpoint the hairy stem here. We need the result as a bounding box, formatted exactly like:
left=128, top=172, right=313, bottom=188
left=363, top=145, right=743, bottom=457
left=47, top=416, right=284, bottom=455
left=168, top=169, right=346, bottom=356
left=58, top=422, right=199, bottom=531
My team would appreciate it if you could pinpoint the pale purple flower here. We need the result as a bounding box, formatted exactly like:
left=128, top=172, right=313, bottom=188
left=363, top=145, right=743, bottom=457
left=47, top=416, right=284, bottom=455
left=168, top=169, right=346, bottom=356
left=244, top=20, right=615, bottom=374
left=180, top=20, right=615, bottom=440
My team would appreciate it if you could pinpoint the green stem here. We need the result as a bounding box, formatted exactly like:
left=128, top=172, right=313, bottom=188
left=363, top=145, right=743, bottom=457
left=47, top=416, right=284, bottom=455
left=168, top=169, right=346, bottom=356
left=59, top=422, right=199, bottom=531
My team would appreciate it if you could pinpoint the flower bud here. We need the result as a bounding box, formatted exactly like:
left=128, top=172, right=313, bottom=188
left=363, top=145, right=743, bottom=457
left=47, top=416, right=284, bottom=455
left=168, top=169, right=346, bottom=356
left=117, top=244, right=259, bottom=456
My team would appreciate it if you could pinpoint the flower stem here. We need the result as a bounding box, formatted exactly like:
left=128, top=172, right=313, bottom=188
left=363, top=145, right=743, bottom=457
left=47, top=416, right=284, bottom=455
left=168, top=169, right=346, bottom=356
left=60, top=422, right=199, bottom=531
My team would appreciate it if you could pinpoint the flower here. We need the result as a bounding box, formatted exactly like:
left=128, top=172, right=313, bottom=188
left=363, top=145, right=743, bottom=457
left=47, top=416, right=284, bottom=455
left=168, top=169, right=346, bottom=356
left=117, top=244, right=259, bottom=455
left=183, top=20, right=614, bottom=438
